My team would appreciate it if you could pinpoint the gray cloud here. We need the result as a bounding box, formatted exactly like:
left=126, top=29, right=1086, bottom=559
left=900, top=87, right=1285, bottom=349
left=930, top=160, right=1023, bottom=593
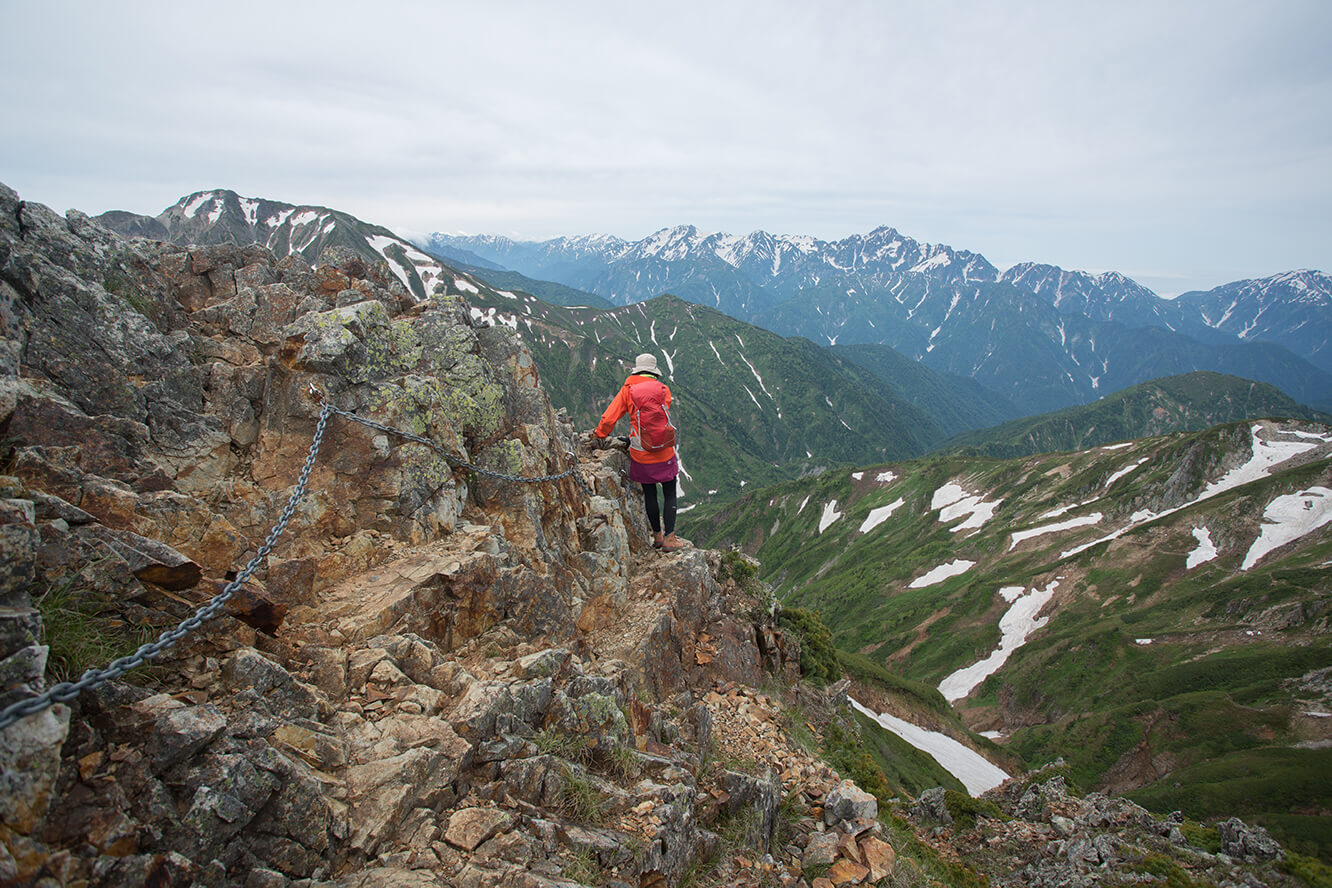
left=1, top=0, right=1327, bottom=295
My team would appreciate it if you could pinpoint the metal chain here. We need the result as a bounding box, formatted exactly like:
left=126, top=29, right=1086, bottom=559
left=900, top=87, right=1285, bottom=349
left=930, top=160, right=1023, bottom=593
left=327, top=406, right=594, bottom=496
left=0, top=402, right=595, bottom=732
left=0, top=403, right=335, bottom=732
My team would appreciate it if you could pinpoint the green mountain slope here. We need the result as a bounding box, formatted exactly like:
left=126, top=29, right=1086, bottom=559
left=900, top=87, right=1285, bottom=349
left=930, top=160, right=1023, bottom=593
left=947, top=372, right=1328, bottom=459
left=696, top=419, right=1332, bottom=858
left=459, top=290, right=953, bottom=500
left=832, top=342, right=1020, bottom=438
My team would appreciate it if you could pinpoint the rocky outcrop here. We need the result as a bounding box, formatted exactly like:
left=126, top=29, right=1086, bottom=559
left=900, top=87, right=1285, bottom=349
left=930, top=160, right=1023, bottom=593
left=911, top=769, right=1297, bottom=888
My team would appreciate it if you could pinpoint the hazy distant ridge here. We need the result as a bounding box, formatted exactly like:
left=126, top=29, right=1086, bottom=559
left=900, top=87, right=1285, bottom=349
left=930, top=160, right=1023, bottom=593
left=430, top=227, right=1332, bottom=415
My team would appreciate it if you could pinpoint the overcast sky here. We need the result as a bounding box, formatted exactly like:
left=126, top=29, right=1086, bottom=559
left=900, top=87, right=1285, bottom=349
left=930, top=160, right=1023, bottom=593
left=2, top=1, right=1328, bottom=296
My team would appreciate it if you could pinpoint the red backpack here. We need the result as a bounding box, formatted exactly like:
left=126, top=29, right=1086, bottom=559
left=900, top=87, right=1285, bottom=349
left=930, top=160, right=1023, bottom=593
left=627, top=379, right=676, bottom=452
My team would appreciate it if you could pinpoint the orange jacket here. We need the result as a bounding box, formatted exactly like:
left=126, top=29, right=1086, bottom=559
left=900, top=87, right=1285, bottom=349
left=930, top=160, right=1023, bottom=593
left=595, top=374, right=676, bottom=464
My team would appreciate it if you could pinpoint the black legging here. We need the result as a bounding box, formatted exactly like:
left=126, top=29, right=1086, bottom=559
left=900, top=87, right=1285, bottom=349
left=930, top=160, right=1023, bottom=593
left=641, top=480, right=677, bottom=535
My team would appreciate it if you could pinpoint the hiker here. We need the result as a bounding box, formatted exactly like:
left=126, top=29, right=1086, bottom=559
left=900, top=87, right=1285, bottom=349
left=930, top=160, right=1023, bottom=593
left=593, top=353, right=686, bottom=550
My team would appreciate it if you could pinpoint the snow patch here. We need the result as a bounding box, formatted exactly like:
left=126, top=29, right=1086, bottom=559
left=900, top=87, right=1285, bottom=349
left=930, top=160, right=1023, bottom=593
left=797, top=495, right=810, bottom=515
left=1009, top=513, right=1103, bottom=550
left=366, top=234, right=418, bottom=289
left=1241, top=487, right=1332, bottom=570
left=876, top=471, right=898, bottom=484
left=1203, top=426, right=1320, bottom=499
left=938, top=580, right=1058, bottom=701
left=931, top=483, right=1000, bottom=533
left=1104, top=458, right=1149, bottom=489
left=469, top=306, right=517, bottom=330
left=818, top=500, right=843, bottom=534
left=850, top=699, right=1009, bottom=796
left=859, top=498, right=905, bottom=534
left=1038, top=500, right=1096, bottom=520
left=181, top=193, right=211, bottom=218
left=1062, top=426, right=1323, bottom=560
left=908, top=559, right=976, bottom=589
left=1186, top=527, right=1218, bottom=569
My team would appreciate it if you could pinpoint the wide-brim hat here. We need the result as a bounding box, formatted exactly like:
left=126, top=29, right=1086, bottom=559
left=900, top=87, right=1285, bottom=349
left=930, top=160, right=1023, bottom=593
left=632, top=353, right=661, bottom=376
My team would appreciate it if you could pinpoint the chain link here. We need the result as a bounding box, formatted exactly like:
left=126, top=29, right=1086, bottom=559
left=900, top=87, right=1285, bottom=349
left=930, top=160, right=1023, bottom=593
left=327, top=406, right=593, bottom=496
left=0, top=402, right=593, bottom=731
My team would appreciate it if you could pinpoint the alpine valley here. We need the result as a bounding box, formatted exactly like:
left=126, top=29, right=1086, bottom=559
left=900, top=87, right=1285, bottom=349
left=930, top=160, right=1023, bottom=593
left=0, top=183, right=1311, bottom=885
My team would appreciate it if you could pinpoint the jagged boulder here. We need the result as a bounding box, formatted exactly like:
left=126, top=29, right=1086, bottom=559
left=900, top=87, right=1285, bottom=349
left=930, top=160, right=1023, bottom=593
left=824, top=777, right=878, bottom=826
left=1218, top=817, right=1283, bottom=862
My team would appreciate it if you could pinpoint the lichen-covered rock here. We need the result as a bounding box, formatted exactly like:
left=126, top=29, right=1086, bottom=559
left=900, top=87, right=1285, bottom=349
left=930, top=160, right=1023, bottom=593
left=222, top=649, right=323, bottom=722
left=443, top=807, right=513, bottom=852
left=148, top=702, right=227, bottom=773
left=0, top=704, right=69, bottom=834
left=1218, top=817, right=1283, bottom=861
left=910, top=786, right=953, bottom=827
left=823, top=778, right=877, bottom=827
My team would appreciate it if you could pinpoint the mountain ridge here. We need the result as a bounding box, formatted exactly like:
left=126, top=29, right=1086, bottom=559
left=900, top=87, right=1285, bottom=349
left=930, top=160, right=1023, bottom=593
left=946, top=371, right=1330, bottom=459
left=99, top=188, right=454, bottom=301
left=428, top=226, right=1332, bottom=415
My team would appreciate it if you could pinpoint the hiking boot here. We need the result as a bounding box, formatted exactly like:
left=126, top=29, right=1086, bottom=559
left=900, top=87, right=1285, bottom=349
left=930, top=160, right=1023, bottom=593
left=652, top=532, right=664, bottom=549
left=660, top=533, right=688, bottom=551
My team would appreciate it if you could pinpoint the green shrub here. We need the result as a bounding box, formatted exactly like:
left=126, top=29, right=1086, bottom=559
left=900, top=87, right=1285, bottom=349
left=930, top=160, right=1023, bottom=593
left=720, top=548, right=759, bottom=587
left=1280, top=851, right=1332, bottom=888
left=1132, top=852, right=1204, bottom=888
left=1179, top=821, right=1220, bottom=854
left=943, top=789, right=1005, bottom=830
left=716, top=801, right=767, bottom=852
left=837, top=649, right=953, bottom=719
left=779, top=606, right=842, bottom=684
left=534, top=727, right=592, bottom=763
left=822, top=719, right=892, bottom=801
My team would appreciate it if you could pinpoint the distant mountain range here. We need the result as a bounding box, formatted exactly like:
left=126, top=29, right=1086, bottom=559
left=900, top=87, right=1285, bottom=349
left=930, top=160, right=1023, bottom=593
left=97, top=190, right=1331, bottom=490
left=425, top=228, right=1332, bottom=415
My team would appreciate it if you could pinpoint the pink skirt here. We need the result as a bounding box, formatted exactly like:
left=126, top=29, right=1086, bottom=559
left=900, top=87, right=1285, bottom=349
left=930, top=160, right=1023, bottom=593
left=630, top=455, right=678, bottom=484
